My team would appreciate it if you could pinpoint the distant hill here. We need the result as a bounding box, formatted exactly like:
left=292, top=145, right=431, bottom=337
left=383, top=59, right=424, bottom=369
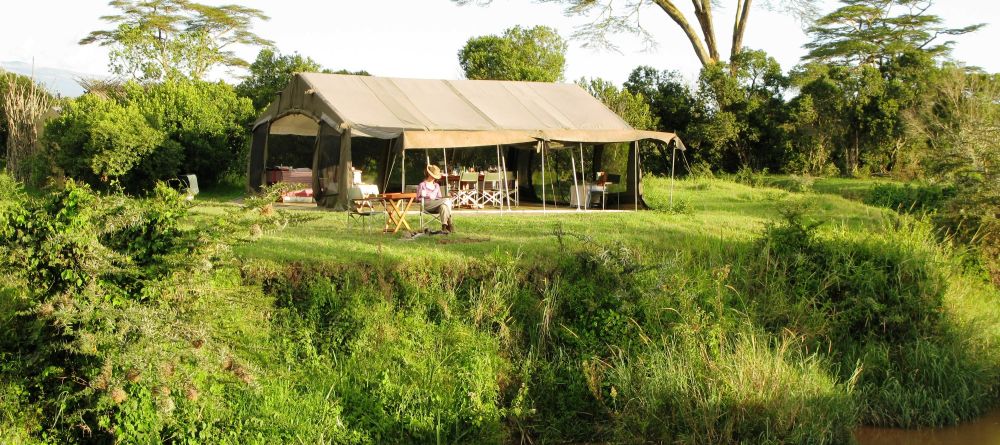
left=0, top=61, right=105, bottom=98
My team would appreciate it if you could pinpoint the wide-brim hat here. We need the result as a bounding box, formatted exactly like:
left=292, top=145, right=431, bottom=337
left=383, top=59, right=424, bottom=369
left=426, top=164, right=442, bottom=179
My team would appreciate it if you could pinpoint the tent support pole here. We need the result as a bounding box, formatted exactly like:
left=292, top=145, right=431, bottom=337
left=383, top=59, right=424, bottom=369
left=401, top=148, right=405, bottom=193
left=443, top=148, right=450, bottom=197
left=579, top=143, right=586, bottom=211
left=570, top=146, right=580, bottom=211
left=382, top=138, right=396, bottom=193
left=670, top=143, right=676, bottom=207
left=496, top=145, right=503, bottom=215
left=500, top=147, right=512, bottom=211
left=634, top=141, right=639, bottom=211
left=540, top=141, right=546, bottom=213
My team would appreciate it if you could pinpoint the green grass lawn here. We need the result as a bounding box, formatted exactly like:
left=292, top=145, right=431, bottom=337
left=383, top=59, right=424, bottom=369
left=198, top=176, right=895, bottom=268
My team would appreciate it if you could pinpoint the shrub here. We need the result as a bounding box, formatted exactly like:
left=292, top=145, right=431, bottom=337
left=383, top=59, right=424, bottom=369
left=688, top=161, right=715, bottom=179
left=733, top=165, right=768, bottom=187
left=0, top=177, right=334, bottom=443
left=750, top=208, right=948, bottom=346
left=864, top=182, right=954, bottom=214
left=45, top=94, right=174, bottom=190
left=126, top=80, right=255, bottom=185
left=766, top=174, right=815, bottom=193
left=43, top=80, right=254, bottom=192
left=608, top=333, right=857, bottom=444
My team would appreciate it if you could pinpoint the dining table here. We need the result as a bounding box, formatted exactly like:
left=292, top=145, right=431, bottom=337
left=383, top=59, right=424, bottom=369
left=379, top=192, right=418, bottom=233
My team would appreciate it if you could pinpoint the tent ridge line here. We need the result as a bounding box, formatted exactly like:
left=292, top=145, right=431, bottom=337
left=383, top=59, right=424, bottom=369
left=516, top=83, right=577, bottom=129
left=443, top=80, right=502, bottom=129
left=299, top=73, right=352, bottom=131
left=364, top=76, right=431, bottom=130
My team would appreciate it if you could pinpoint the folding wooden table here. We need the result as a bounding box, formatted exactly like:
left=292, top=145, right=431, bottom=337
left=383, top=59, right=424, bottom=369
left=380, top=192, right=417, bottom=233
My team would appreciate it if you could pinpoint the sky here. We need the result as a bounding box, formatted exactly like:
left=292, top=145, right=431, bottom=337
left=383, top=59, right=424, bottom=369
left=2, top=0, right=998, bottom=89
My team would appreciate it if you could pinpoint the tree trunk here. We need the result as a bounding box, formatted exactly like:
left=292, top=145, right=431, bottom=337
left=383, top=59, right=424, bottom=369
left=730, top=0, right=753, bottom=75
left=652, top=0, right=715, bottom=67
left=731, top=0, right=752, bottom=60
left=692, top=0, right=720, bottom=61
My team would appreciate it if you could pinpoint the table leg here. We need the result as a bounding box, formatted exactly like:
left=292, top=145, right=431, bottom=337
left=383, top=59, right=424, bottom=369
left=384, top=199, right=401, bottom=233
left=392, top=198, right=413, bottom=233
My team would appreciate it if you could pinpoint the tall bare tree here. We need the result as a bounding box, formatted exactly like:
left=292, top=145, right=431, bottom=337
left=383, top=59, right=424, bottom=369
left=453, top=0, right=819, bottom=69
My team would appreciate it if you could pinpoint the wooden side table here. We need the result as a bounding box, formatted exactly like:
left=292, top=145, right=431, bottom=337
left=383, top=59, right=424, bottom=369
left=380, top=192, right=417, bottom=233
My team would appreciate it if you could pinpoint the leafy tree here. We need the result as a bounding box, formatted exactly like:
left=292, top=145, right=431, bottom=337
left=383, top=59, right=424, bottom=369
left=791, top=0, right=979, bottom=175
left=579, top=77, right=659, bottom=173
left=80, top=0, right=273, bottom=81
left=458, top=25, right=567, bottom=82
left=45, top=93, right=171, bottom=188
left=804, top=0, right=982, bottom=67
left=688, top=49, right=788, bottom=169
left=126, top=80, right=256, bottom=184
left=455, top=0, right=818, bottom=70
left=46, top=79, right=254, bottom=190
left=236, top=48, right=370, bottom=111
left=906, top=66, right=1000, bottom=281
left=625, top=67, right=697, bottom=135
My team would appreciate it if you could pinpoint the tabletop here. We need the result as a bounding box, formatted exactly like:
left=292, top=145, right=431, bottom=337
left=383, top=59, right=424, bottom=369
left=380, top=192, right=417, bottom=200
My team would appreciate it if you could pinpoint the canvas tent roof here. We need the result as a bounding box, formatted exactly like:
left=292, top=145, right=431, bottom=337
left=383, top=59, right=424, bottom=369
left=256, top=73, right=683, bottom=150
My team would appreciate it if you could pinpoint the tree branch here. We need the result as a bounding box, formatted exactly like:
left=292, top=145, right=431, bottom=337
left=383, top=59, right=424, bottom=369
left=692, top=0, right=720, bottom=62
left=652, top=0, right=714, bottom=67
left=731, top=0, right=752, bottom=60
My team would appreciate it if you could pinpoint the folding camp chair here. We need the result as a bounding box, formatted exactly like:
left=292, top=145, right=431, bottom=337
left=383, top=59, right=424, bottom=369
left=347, top=185, right=386, bottom=232
left=455, top=171, right=480, bottom=208
left=481, top=172, right=503, bottom=208
left=419, top=198, right=444, bottom=231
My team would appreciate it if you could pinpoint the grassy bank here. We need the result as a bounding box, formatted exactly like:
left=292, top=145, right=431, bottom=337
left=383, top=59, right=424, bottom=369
left=2, top=176, right=998, bottom=443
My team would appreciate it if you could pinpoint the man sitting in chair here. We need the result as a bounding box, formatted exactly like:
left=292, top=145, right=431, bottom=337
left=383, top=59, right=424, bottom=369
left=418, top=165, right=454, bottom=233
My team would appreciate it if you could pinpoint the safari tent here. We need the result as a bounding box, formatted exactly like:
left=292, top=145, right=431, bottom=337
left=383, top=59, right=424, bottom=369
left=248, top=73, right=684, bottom=210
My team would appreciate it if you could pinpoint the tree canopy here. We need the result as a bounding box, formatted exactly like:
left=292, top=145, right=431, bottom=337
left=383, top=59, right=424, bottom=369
left=80, top=0, right=273, bottom=81
left=804, top=0, right=983, bottom=67
left=458, top=25, right=567, bottom=82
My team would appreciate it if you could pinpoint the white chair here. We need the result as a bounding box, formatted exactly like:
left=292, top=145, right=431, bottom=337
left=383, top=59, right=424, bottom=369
left=481, top=172, right=503, bottom=207
left=455, top=171, right=480, bottom=208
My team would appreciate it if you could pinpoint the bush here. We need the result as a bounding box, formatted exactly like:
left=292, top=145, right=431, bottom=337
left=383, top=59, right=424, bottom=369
left=45, top=94, right=174, bottom=190
left=741, top=207, right=1000, bottom=426
left=127, top=80, right=255, bottom=185
left=0, top=177, right=339, bottom=443
left=752, top=208, right=947, bottom=345
left=733, top=165, right=769, bottom=187
left=43, top=80, right=254, bottom=192
left=864, top=182, right=954, bottom=214
left=608, top=334, right=857, bottom=444
left=765, top=174, right=815, bottom=193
